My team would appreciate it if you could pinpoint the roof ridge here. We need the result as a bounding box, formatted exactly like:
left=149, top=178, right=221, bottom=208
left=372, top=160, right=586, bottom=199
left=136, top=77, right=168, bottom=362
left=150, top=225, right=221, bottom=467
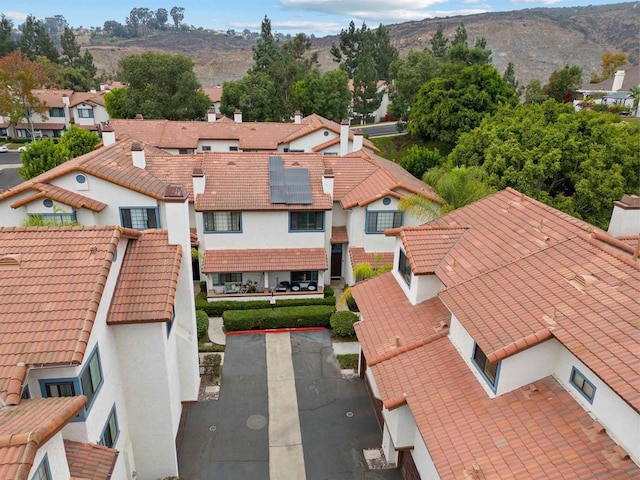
left=368, top=328, right=449, bottom=366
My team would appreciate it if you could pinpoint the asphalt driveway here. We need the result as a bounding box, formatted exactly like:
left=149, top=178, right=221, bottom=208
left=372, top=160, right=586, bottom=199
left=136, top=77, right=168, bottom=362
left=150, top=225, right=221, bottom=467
left=178, top=329, right=401, bottom=479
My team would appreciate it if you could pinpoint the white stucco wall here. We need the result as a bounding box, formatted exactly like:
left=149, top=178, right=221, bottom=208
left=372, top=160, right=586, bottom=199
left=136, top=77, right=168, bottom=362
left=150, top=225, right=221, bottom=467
left=288, top=129, right=336, bottom=152
left=198, top=139, right=239, bottom=152
left=202, top=210, right=326, bottom=250
left=28, top=434, right=71, bottom=480
left=412, top=430, right=442, bottom=480
left=608, top=205, right=640, bottom=236
left=112, top=322, right=181, bottom=480
left=383, top=404, right=416, bottom=449
left=411, top=274, right=443, bottom=305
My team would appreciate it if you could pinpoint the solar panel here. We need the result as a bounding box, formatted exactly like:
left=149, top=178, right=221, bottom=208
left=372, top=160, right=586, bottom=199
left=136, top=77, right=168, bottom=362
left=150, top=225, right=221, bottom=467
left=269, top=156, right=312, bottom=205
left=269, top=156, right=286, bottom=203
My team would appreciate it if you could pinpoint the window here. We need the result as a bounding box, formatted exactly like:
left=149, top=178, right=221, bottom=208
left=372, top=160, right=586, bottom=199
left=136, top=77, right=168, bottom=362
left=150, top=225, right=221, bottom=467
left=290, top=211, right=324, bottom=231
left=202, top=145, right=212, bottom=151
left=398, top=250, right=412, bottom=287
left=212, top=273, right=242, bottom=285
left=49, top=107, right=64, bottom=117
left=77, top=108, right=94, bottom=118
left=99, top=405, right=119, bottom=448
left=75, top=174, right=87, bottom=184
left=366, top=211, right=402, bottom=233
left=229, top=146, right=239, bottom=151
left=45, top=381, right=76, bottom=397
left=28, top=212, right=77, bottom=225
left=472, top=344, right=500, bottom=389
left=570, top=367, right=596, bottom=403
left=178, top=149, right=191, bottom=154
left=79, top=348, right=103, bottom=410
left=43, top=199, right=53, bottom=208
left=291, top=271, right=318, bottom=282
left=120, top=207, right=159, bottom=229
left=382, top=197, right=391, bottom=206
left=31, top=455, right=52, bottom=480
left=204, top=212, right=241, bottom=232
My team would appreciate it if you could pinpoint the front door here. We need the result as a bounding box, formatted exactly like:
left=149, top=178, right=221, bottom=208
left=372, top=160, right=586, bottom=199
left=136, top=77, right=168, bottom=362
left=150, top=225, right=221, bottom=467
left=331, top=244, right=343, bottom=279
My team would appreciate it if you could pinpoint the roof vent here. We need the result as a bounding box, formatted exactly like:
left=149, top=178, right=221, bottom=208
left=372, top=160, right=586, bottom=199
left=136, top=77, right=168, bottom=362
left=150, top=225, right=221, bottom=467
left=227, top=161, right=236, bottom=166
left=0, top=254, right=21, bottom=270
left=569, top=274, right=599, bottom=291
left=462, top=462, right=481, bottom=480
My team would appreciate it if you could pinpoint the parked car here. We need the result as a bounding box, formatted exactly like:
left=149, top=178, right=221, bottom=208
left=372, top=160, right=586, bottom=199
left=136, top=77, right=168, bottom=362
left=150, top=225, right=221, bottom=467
left=18, top=145, right=28, bottom=152
left=0, top=145, right=8, bottom=153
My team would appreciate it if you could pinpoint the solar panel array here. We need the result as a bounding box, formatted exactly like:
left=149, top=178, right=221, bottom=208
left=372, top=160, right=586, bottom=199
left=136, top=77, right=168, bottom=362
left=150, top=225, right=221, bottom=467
left=269, top=156, right=312, bottom=205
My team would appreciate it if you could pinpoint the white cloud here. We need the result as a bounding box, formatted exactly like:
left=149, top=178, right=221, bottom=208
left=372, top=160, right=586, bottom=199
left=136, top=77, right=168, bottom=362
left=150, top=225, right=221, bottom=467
left=229, top=19, right=341, bottom=35
left=2, top=11, right=28, bottom=22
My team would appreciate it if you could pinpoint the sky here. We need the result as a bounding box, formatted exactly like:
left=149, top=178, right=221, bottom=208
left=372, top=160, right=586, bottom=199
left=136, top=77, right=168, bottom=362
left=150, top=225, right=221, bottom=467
left=1, top=0, right=625, bottom=36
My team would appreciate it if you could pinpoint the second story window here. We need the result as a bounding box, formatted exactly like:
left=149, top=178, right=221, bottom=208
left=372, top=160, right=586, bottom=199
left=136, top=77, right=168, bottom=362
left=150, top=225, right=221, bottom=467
left=398, top=249, right=412, bottom=287
left=49, top=107, right=65, bottom=117
left=120, top=207, right=159, bottom=230
left=472, top=344, right=500, bottom=390
left=77, top=108, right=94, bottom=118
left=569, top=367, right=596, bottom=403
left=366, top=211, right=402, bottom=233
left=204, top=212, right=241, bottom=232
left=290, top=211, right=324, bottom=231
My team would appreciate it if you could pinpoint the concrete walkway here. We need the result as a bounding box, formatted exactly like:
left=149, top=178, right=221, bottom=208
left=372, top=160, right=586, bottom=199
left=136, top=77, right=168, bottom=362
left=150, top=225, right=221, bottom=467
left=266, top=333, right=306, bottom=480
left=208, top=317, right=226, bottom=345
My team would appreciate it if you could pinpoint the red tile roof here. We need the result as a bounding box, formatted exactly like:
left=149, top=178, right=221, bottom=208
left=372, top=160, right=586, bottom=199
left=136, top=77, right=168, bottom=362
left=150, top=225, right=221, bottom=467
left=349, top=247, right=393, bottom=269
left=331, top=226, right=348, bottom=244
left=203, top=248, right=328, bottom=273
left=0, top=137, right=173, bottom=202
left=16, top=123, right=65, bottom=130
left=202, top=86, right=223, bottom=103
left=32, top=89, right=74, bottom=108
left=439, top=234, right=640, bottom=411
left=108, top=230, right=182, bottom=325
left=68, top=91, right=106, bottom=108
left=192, top=153, right=333, bottom=211
left=0, top=397, right=87, bottom=480
left=398, top=226, right=468, bottom=274
left=371, top=340, right=638, bottom=479
left=64, top=440, right=118, bottom=480
left=353, top=273, right=450, bottom=361
left=9, top=183, right=107, bottom=212
left=0, top=226, right=128, bottom=401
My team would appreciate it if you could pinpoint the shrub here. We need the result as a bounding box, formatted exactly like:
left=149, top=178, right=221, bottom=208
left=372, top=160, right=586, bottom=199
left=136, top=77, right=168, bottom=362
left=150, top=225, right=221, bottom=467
left=330, top=311, right=359, bottom=337
left=324, top=284, right=334, bottom=298
left=337, top=354, right=359, bottom=370
left=196, top=310, right=209, bottom=341
left=201, top=353, right=221, bottom=375
left=199, top=280, right=207, bottom=292
left=223, top=305, right=335, bottom=332
left=196, top=292, right=336, bottom=316
left=346, top=294, right=359, bottom=312
left=198, top=343, right=225, bottom=352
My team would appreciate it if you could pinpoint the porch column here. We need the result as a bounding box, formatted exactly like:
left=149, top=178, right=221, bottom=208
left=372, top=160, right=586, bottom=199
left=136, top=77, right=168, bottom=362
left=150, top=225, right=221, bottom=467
left=264, top=271, right=269, bottom=292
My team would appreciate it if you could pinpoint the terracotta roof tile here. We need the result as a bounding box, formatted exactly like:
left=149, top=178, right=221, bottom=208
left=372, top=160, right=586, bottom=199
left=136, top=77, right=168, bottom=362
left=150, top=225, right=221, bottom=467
left=202, top=86, right=223, bottom=102
left=331, top=226, right=348, bottom=244
left=31, top=89, right=74, bottom=108
left=192, top=153, right=332, bottom=211
left=0, top=397, right=87, bottom=480
left=353, top=273, right=450, bottom=361
left=203, top=248, right=327, bottom=273
left=16, top=123, right=65, bottom=130
left=399, top=226, right=468, bottom=274
left=439, top=235, right=640, bottom=411
left=349, top=248, right=394, bottom=269
left=9, top=183, right=107, bottom=212
left=0, top=137, right=172, bottom=202
left=108, top=230, right=181, bottom=325
left=64, top=440, right=118, bottom=480
left=68, top=91, right=106, bottom=108
left=370, top=341, right=639, bottom=479
left=0, top=226, right=123, bottom=400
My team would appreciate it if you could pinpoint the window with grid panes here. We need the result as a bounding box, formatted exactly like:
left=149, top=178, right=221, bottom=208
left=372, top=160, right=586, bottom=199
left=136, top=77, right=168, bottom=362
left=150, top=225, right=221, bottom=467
left=366, top=211, right=402, bottom=233
left=120, top=207, right=159, bottom=229
left=204, top=212, right=241, bottom=232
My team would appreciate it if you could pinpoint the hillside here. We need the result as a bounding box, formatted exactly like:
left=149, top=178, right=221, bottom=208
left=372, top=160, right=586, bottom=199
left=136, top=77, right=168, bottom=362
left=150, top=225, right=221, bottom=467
left=84, top=2, right=640, bottom=88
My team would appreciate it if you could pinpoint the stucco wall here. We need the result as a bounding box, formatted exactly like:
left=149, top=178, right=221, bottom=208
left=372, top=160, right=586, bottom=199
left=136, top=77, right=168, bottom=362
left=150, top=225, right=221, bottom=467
left=28, top=434, right=71, bottom=480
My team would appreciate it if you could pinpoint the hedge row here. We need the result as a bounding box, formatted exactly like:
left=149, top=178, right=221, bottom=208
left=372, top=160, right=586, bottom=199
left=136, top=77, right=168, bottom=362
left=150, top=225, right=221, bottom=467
left=223, top=305, right=335, bottom=332
left=195, top=292, right=336, bottom=316
left=196, top=310, right=209, bottom=341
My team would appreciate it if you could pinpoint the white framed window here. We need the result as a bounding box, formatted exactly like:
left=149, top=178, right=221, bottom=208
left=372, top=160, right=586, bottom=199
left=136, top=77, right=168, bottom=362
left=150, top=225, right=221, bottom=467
left=120, top=207, right=160, bottom=229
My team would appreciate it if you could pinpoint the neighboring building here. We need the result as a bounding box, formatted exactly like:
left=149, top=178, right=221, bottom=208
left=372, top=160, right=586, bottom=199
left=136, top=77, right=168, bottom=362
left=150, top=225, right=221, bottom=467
left=348, top=79, right=391, bottom=124
left=202, top=85, right=223, bottom=114
left=3, top=89, right=110, bottom=138
left=0, top=131, right=442, bottom=299
left=576, top=67, right=640, bottom=115
left=0, top=224, right=198, bottom=480
left=109, top=112, right=379, bottom=155
left=351, top=188, right=640, bottom=479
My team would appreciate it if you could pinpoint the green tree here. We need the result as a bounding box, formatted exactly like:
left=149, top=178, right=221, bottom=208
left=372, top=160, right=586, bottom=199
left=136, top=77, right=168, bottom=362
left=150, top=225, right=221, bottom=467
left=447, top=23, right=491, bottom=65
left=19, top=15, right=59, bottom=63
left=0, top=52, right=48, bottom=139
left=105, top=52, right=210, bottom=120
left=429, top=25, right=448, bottom=58
left=339, top=255, right=393, bottom=309
left=220, top=71, right=278, bottom=121
left=524, top=79, right=547, bottom=104
left=18, top=138, right=70, bottom=180
left=60, top=27, right=80, bottom=66
left=170, top=6, right=185, bottom=29
left=543, top=65, right=582, bottom=103
left=58, top=125, right=100, bottom=158
left=351, top=42, right=383, bottom=123
left=252, top=16, right=281, bottom=72
left=154, top=8, right=169, bottom=29
left=448, top=101, right=639, bottom=228
left=292, top=69, right=350, bottom=122
left=0, top=15, right=16, bottom=56
left=408, top=63, right=518, bottom=145
left=502, top=61, right=520, bottom=92
left=423, top=166, right=494, bottom=213
left=399, top=145, right=443, bottom=179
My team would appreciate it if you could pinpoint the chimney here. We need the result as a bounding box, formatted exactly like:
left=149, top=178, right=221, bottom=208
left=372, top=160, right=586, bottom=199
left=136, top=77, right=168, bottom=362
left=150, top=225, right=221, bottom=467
left=207, top=109, right=216, bottom=122
left=61, top=94, right=70, bottom=106
left=322, top=167, right=334, bottom=200
left=608, top=194, right=640, bottom=236
left=192, top=167, right=205, bottom=196
left=339, top=119, right=349, bottom=156
left=353, top=129, right=364, bottom=152
left=135, top=113, right=144, bottom=120
left=131, top=142, right=146, bottom=169
left=611, top=70, right=625, bottom=92
left=234, top=109, right=242, bottom=123
left=294, top=110, right=302, bottom=124
left=101, top=125, right=116, bottom=146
